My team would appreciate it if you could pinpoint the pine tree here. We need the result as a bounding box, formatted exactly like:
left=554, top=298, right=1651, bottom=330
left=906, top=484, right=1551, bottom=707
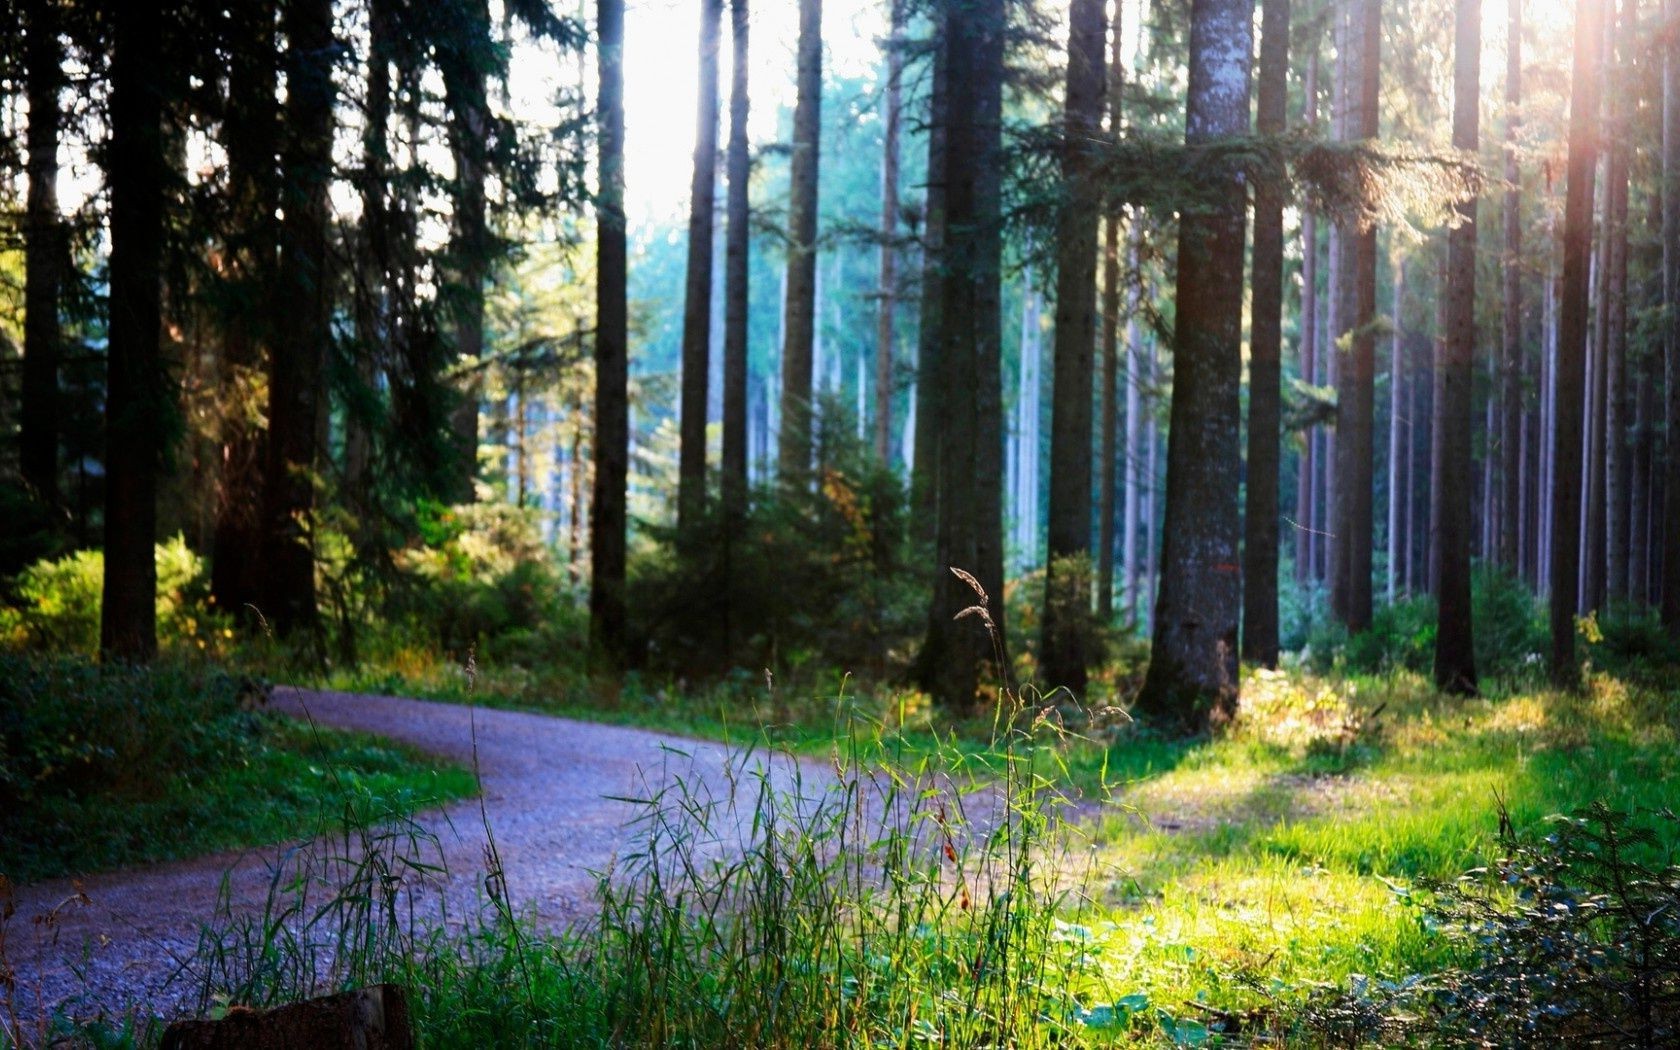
left=778, top=0, right=824, bottom=481
left=20, top=0, right=62, bottom=505
left=678, top=0, right=723, bottom=536
left=592, top=0, right=630, bottom=668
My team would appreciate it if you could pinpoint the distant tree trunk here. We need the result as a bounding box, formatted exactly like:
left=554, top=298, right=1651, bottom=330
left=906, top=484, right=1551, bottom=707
left=442, top=0, right=491, bottom=503
left=1122, top=221, right=1144, bottom=622
left=259, top=0, right=334, bottom=640
left=1097, top=0, right=1125, bottom=621
left=101, top=1, right=171, bottom=663
left=1604, top=56, right=1630, bottom=604
left=678, top=0, right=722, bottom=537
left=778, top=0, right=823, bottom=482
left=721, top=0, right=751, bottom=511
left=911, top=21, right=948, bottom=547
left=1296, top=48, right=1320, bottom=587
left=1386, top=255, right=1405, bottom=604
left=592, top=0, right=630, bottom=668
left=1332, top=0, right=1380, bottom=632
left=212, top=0, right=279, bottom=623
left=1136, top=0, right=1253, bottom=730
left=1500, top=0, right=1523, bottom=572
left=1041, top=0, right=1107, bottom=695
left=874, top=0, right=905, bottom=463
left=1552, top=0, right=1602, bottom=683
left=1434, top=0, right=1480, bottom=696
left=21, top=0, right=62, bottom=504
left=1242, top=0, right=1289, bottom=667
left=917, top=0, right=1008, bottom=712
left=1666, top=0, right=1680, bottom=632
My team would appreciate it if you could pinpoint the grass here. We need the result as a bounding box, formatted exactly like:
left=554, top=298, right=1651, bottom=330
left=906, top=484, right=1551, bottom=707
left=0, top=657, right=476, bottom=883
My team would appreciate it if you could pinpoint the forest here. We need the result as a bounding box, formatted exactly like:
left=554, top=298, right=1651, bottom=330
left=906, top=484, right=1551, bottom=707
left=2, top=0, right=1680, bottom=1044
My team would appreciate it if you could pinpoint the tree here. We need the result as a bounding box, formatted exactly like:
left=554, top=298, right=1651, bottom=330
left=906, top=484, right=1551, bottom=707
left=1295, top=47, right=1321, bottom=587
left=259, top=0, right=335, bottom=639
left=720, top=0, right=750, bottom=512
left=778, top=0, right=823, bottom=481
left=101, top=0, right=172, bottom=662
left=911, top=20, right=950, bottom=545
left=1331, top=0, right=1380, bottom=632
left=678, top=0, right=723, bottom=536
left=211, top=0, right=280, bottom=623
left=1096, top=0, right=1126, bottom=623
left=1041, top=0, right=1107, bottom=695
left=592, top=0, right=630, bottom=668
left=1136, top=0, right=1253, bottom=729
left=1499, top=0, right=1523, bottom=572
left=1551, top=0, right=1603, bottom=683
left=1434, top=0, right=1480, bottom=696
left=874, top=0, right=905, bottom=463
left=20, top=0, right=62, bottom=505
left=1242, top=0, right=1289, bottom=668
left=1666, top=0, right=1680, bottom=634
left=918, top=0, right=1008, bottom=712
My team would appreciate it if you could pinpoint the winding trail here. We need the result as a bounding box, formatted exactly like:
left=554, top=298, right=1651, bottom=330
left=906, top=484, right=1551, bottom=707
left=4, top=689, right=824, bottom=1030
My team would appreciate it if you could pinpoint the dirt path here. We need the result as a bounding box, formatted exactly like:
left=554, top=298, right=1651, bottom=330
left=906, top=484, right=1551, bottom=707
left=3, top=689, right=822, bottom=1031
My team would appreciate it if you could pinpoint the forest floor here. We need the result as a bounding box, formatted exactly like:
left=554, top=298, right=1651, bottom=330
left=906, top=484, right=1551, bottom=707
left=1, top=690, right=822, bottom=1034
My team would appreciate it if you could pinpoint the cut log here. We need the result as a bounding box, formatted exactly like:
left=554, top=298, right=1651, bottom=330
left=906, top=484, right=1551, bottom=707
left=160, top=985, right=412, bottom=1050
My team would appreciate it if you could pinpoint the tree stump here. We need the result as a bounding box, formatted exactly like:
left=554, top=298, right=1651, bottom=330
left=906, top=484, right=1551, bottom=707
left=160, top=984, right=413, bottom=1050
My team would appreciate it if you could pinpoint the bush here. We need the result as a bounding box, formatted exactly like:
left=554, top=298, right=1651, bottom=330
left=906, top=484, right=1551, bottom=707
left=0, top=536, right=229, bottom=657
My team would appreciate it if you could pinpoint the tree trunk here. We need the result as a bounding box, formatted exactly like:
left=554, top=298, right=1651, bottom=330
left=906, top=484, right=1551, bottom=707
left=21, top=0, right=62, bottom=504
left=1605, top=63, right=1630, bottom=604
left=874, top=0, right=905, bottom=463
left=721, top=0, right=751, bottom=512
left=1041, top=0, right=1107, bottom=695
left=1123, top=221, right=1144, bottom=622
left=1296, top=47, right=1320, bottom=587
left=678, top=0, right=723, bottom=536
left=1552, top=0, right=1603, bottom=683
left=1136, top=0, right=1253, bottom=730
left=101, top=1, right=171, bottom=663
left=1386, top=255, right=1405, bottom=604
left=917, top=0, right=1009, bottom=712
left=1097, top=0, right=1126, bottom=623
left=778, top=0, right=823, bottom=482
left=592, top=0, right=630, bottom=668
left=1242, top=0, right=1289, bottom=667
left=212, top=0, right=279, bottom=624
left=442, top=0, right=491, bottom=503
left=911, top=26, right=948, bottom=547
left=346, top=0, right=390, bottom=501
left=1666, top=0, right=1680, bottom=631
left=1499, top=0, right=1523, bottom=571
left=259, top=0, right=333, bottom=641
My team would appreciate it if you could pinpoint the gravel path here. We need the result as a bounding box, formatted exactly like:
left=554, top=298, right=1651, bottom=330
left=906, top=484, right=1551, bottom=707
left=3, top=689, right=825, bottom=1032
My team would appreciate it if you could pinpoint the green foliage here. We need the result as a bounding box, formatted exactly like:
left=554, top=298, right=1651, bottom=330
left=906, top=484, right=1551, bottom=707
left=0, top=656, right=473, bottom=882
left=0, top=537, right=230, bottom=657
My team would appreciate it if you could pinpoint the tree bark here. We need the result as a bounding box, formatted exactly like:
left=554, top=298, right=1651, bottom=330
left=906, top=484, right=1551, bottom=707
left=1552, top=0, right=1602, bottom=683
left=442, top=0, right=492, bottom=503
left=911, top=25, right=948, bottom=548
left=259, top=0, right=334, bottom=641
left=721, top=0, right=751, bottom=513
left=1296, top=47, right=1320, bottom=587
left=1041, top=0, right=1108, bottom=694
left=21, top=0, right=62, bottom=504
left=678, top=0, right=723, bottom=536
left=1137, top=0, right=1253, bottom=730
left=1604, top=42, right=1630, bottom=604
left=1386, top=256, right=1405, bottom=604
left=101, top=1, right=171, bottom=663
left=1499, top=0, right=1523, bottom=572
left=874, top=0, right=905, bottom=463
left=778, top=0, right=823, bottom=481
left=592, top=0, right=630, bottom=668
left=1243, top=0, right=1289, bottom=667
left=917, top=0, right=1009, bottom=712
left=1097, top=0, right=1126, bottom=623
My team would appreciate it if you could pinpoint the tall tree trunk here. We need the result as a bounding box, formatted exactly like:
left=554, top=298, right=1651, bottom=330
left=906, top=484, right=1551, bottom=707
left=346, top=0, right=390, bottom=500
left=1332, top=0, right=1381, bottom=631
left=1137, top=0, right=1253, bottom=730
left=721, top=0, right=751, bottom=512
left=212, top=0, right=279, bottom=623
left=918, top=0, right=1008, bottom=712
left=1434, top=0, right=1480, bottom=695
left=778, top=0, right=823, bottom=481
left=1123, top=221, right=1144, bottom=622
left=101, top=1, right=171, bottom=662
left=592, top=0, right=630, bottom=668
left=1500, top=0, right=1524, bottom=572
left=1552, top=0, right=1603, bottom=683
left=260, top=0, right=334, bottom=640
left=874, top=0, right=905, bottom=463
left=1243, top=0, right=1289, bottom=667
left=21, top=0, right=61, bottom=504
left=1605, top=53, right=1631, bottom=604
left=678, top=0, right=723, bottom=536
left=1296, top=47, right=1320, bottom=587
left=1429, top=239, right=1448, bottom=594
left=1666, top=0, right=1680, bottom=631
left=1097, top=0, right=1126, bottom=623
left=442, top=0, right=491, bottom=503
left=1041, top=0, right=1107, bottom=694
left=911, top=27, right=949, bottom=547
left=1386, top=255, right=1405, bottom=604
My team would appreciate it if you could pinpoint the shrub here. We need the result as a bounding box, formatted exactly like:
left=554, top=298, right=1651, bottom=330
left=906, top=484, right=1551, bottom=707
left=0, top=536, right=229, bottom=657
